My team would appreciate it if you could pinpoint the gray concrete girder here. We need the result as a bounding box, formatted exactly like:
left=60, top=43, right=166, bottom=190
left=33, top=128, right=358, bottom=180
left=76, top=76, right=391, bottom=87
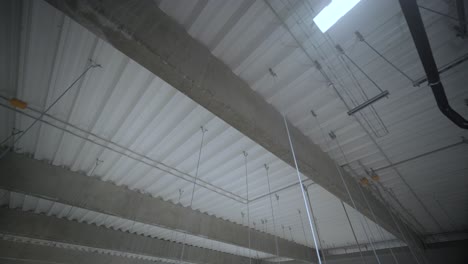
left=0, top=208, right=250, bottom=264
left=0, top=153, right=315, bottom=262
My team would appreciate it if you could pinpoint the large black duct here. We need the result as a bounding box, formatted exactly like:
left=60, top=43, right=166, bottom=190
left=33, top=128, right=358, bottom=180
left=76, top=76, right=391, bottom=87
left=398, top=0, right=468, bottom=129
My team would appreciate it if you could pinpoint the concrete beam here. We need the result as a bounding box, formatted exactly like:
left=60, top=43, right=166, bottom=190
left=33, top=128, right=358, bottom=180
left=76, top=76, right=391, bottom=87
left=0, top=208, right=250, bottom=264
left=42, top=0, right=421, bottom=248
left=0, top=153, right=315, bottom=262
left=267, top=240, right=468, bottom=264
left=0, top=240, right=167, bottom=264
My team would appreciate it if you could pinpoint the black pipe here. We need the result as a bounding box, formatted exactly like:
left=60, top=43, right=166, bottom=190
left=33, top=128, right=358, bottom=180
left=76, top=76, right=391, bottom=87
left=398, top=0, right=468, bottom=129
left=413, top=52, right=468, bottom=86
left=456, top=0, right=467, bottom=37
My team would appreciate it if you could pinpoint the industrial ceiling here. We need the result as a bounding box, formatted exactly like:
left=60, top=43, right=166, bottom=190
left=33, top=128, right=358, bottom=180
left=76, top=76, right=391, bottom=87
left=0, top=0, right=467, bottom=263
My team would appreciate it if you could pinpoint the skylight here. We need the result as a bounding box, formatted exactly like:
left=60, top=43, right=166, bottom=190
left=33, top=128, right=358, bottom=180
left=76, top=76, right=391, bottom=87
left=313, top=0, right=361, bottom=32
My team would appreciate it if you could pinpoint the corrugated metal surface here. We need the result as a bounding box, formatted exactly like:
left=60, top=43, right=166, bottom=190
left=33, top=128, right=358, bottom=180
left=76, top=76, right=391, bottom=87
left=158, top=0, right=468, bottom=237
left=2, top=0, right=467, bottom=256
left=0, top=0, right=400, bottom=253
left=0, top=189, right=274, bottom=259
left=0, top=234, right=189, bottom=264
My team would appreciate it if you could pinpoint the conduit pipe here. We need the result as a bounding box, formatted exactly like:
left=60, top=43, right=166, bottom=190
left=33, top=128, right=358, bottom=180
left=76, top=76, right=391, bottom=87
left=399, top=0, right=468, bottom=129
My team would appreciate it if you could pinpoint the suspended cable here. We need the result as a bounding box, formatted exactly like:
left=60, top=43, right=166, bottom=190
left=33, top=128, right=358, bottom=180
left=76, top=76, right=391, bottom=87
left=284, top=0, right=432, bottom=250
left=354, top=31, right=414, bottom=84
left=418, top=5, right=461, bottom=22
left=180, top=126, right=207, bottom=261
left=0, top=100, right=245, bottom=204
left=0, top=62, right=100, bottom=159
left=370, top=177, right=426, bottom=234
left=278, top=0, right=389, bottom=138
left=397, top=209, right=430, bottom=264
left=356, top=180, right=400, bottom=264
left=433, top=197, right=457, bottom=230
left=329, top=136, right=382, bottom=264
left=238, top=211, right=245, bottom=257
left=288, top=226, right=294, bottom=242
left=374, top=183, right=428, bottom=264
left=311, top=112, right=380, bottom=264
left=0, top=128, right=22, bottom=148
left=351, top=167, right=399, bottom=264
left=264, top=164, right=281, bottom=263
left=373, top=137, right=467, bottom=172
left=243, top=151, right=252, bottom=263
left=369, top=182, right=422, bottom=264
left=89, top=158, right=103, bottom=176
left=335, top=45, right=385, bottom=94
left=298, top=209, right=309, bottom=246
left=169, top=188, right=184, bottom=258
left=283, top=115, right=322, bottom=264
left=313, top=52, right=441, bottom=234
left=340, top=200, right=367, bottom=264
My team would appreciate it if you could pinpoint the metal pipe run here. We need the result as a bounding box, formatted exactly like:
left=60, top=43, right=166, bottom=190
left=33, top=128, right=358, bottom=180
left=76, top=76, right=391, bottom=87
left=373, top=137, right=467, bottom=172
left=0, top=101, right=246, bottom=204
left=283, top=115, right=323, bottom=264
left=399, top=0, right=468, bottom=129
left=413, top=53, right=468, bottom=86
left=304, top=185, right=327, bottom=264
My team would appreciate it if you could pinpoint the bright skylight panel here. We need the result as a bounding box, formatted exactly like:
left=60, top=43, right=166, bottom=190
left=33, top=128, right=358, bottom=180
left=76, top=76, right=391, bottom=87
left=313, top=0, right=361, bottom=32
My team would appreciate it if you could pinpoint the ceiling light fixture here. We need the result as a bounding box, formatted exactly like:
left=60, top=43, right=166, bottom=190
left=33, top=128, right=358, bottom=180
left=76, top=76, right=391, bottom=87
left=313, top=0, right=361, bottom=32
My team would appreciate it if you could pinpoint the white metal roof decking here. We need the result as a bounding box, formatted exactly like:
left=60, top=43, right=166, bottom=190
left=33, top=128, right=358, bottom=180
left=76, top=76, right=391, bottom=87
left=158, top=0, right=468, bottom=236
left=0, top=0, right=401, bottom=254
left=0, top=189, right=276, bottom=259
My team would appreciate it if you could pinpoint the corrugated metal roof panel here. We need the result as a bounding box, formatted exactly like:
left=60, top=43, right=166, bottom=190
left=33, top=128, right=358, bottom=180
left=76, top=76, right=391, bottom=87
left=158, top=0, right=468, bottom=236
left=3, top=0, right=466, bottom=255
left=0, top=189, right=276, bottom=259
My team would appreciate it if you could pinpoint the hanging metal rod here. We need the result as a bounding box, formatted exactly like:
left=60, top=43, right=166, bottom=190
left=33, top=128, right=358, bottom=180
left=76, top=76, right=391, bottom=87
left=264, top=164, right=281, bottom=263
left=417, top=5, right=461, bottom=22
left=0, top=101, right=247, bottom=204
left=180, top=127, right=206, bottom=261
left=369, top=183, right=422, bottom=264
left=0, top=63, right=100, bottom=159
left=335, top=44, right=386, bottom=94
left=355, top=31, right=414, bottom=84
left=243, top=151, right=253, bottom=263
left=347, top=90, right=389, bottom=116
left=372, top=137, right=467, bottom=172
